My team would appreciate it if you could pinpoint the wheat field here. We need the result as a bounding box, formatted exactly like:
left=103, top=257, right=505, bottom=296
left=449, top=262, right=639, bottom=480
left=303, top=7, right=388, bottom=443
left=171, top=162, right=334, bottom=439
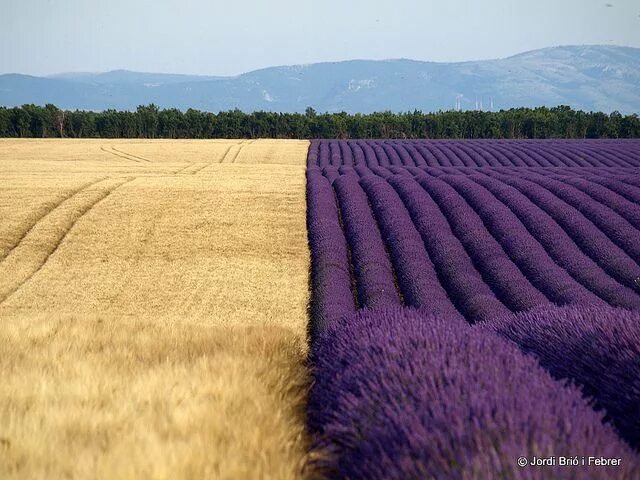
left=0, top=139, right=311, bottom=479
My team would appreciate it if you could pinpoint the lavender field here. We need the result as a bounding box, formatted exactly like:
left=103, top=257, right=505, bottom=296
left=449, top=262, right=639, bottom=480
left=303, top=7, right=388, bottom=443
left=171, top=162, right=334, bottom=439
left=306, top=140, right=640, bottom=479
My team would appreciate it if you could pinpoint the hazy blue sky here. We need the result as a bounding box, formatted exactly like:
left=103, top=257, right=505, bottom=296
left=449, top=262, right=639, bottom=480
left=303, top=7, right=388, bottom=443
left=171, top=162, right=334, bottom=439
left=1, top=0, right=639, bottom=76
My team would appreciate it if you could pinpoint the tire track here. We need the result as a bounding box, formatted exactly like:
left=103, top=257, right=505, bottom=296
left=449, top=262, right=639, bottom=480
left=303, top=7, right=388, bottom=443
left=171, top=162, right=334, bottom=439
left=190, top=163, right=213, bottom=175
left=0, top=177, right=108, bottom=261
left=100, top=146, right=144, bottom=164
left=0, top=177, right=137, bottom=305
left=173, top=163, right=196, bottom=174
left=111, top=146, right=153, bottom=163
left=229, top=143, right=245, bottom=164
left=219, top=144, right=236, bottom=163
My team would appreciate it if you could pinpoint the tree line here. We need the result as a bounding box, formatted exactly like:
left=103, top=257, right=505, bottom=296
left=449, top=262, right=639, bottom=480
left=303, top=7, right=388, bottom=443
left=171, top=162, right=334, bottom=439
left=0, top=104, right=638, bottom=139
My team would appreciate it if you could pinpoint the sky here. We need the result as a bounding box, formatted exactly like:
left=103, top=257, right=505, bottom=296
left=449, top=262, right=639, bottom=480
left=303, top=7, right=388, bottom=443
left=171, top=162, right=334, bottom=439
left=1, top=0, right=639, bottom=76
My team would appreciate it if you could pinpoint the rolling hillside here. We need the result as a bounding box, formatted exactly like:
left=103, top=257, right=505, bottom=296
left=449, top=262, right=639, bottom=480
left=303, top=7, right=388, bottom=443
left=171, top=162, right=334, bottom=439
left=1, top=45, right=639, bottom=113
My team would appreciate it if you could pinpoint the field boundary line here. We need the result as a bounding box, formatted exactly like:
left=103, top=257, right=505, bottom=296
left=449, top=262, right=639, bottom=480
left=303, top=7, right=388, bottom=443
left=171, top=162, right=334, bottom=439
left=0, top=176, right=109, bottom=262
left=0, top=177, right=137, bottom=305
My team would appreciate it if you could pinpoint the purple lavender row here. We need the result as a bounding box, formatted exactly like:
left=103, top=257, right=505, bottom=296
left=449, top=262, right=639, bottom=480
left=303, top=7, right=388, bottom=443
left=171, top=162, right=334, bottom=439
left=316, top=162, right=640, bottom=310
left=467, top=174, right=640, bottom=309
left=385, top=142, right=414, bottom=166
left=431, top=141, right=488, bottom=166
left=446, top=141, right=482, bottom=166
left=502, top=171, right=640, bottom=264
left=488, top=166, right=640, bottom=177
left=416, top=167, right=640, bottom=200
left=379, top=143, right=401, bottom=166
left=483, top=304, right=640, bottom=449
left=333, top=174, right=401, bottom=308
left=553, top=140, right=635, bottom=166
left=321, top=166, right=340, bottom=184
left=413, top=165, right=640, bottom=177
left=307, top=307, right=639, bottom=479
left=439, top=174, right=609, bottom=307
left=413, top=173, right=550, bottom=311
left=480, top=141, right=537, bottom=165
left=338, top=140, right=354, bottom=166
left=350, top=141, right=366, bottom=166
left=356, top=140, right=385, bottom=168
left=409, top=141, right=445, bottom=166
left=317, top=140, right=330, bottom=168
left=441, top=140, right=489, bottom=166
left=358, top=174, right=463, bottom=319
left=504, top=139, right=640, bottom=167
left=387, top=175, right=511, bottom=322
left=498, top=141, right=593, bottom=167
left=308, top=140, right=640, bottom=168
left=621, top=176, right=640, bottom=190
left=329, top=141, right=342, bottom=167
left=486, top=168, right=640, bottom=257
left=451, top=141, right=508, bottom=166
left=542, top=142, right=621, bottom=167
left=491, top=140, right=604, bottom=167
left=371, top=142, right=391, bottom=167
left=543, top=174, right=640, bottom=232
left=421, top=166, right=640, bottom=291
left=480, top=170, right=640, bottom=290
left=463, top=141, right=519, bottom=166
left=306, top=168, right=356, bottom=336
left=528, top=140, right=640, bottom=167
left=307, top=139, right=320, bottom=168
left=428, top=141, right=501, bottom=166
left=408, top=167, right=640, bottom=188
left=485, top=141, right=552, bottom=166
left=423, top=141, right=461, bottom=166
left=578, top=174, right=640, bottom=207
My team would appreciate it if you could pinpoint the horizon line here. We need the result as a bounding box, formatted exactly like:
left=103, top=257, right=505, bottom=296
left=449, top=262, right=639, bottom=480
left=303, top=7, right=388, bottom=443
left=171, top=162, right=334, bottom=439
left=1, top=43, right=637, bottom=79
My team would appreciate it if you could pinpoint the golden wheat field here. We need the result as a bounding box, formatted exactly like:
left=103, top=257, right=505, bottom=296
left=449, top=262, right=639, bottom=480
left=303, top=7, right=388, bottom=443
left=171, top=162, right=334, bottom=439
left=0, top=139, right=311, bottom=479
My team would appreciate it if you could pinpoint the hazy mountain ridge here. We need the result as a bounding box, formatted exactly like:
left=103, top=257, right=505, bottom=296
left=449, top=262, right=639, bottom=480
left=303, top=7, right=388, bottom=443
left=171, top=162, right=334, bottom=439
left=1, top=45, right=639, bottom=113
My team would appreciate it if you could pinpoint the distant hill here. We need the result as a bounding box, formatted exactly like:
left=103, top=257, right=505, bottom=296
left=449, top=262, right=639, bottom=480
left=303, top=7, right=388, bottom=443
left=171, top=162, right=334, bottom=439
left=1, top=45, right=639, bottom=113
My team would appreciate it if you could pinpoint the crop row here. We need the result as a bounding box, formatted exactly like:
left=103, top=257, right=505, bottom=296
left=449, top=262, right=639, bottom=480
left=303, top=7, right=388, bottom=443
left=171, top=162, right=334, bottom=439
left=307, top=169, right=640, bottom=327
left=308, top=139, right=640, bottom=168
left=306, top=140, right=640, bottom=478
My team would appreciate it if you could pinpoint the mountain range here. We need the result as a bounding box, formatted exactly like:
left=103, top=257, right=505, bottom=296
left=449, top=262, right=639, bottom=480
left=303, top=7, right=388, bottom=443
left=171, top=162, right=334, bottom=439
left=1, top=45, right=639, bottom=114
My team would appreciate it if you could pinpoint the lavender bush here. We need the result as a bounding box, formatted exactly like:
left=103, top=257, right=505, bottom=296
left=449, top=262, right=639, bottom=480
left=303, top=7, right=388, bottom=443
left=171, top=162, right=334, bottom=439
left=308, top=307, right=639, bottom=479
left=484, top=304, right=640, bottom=448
